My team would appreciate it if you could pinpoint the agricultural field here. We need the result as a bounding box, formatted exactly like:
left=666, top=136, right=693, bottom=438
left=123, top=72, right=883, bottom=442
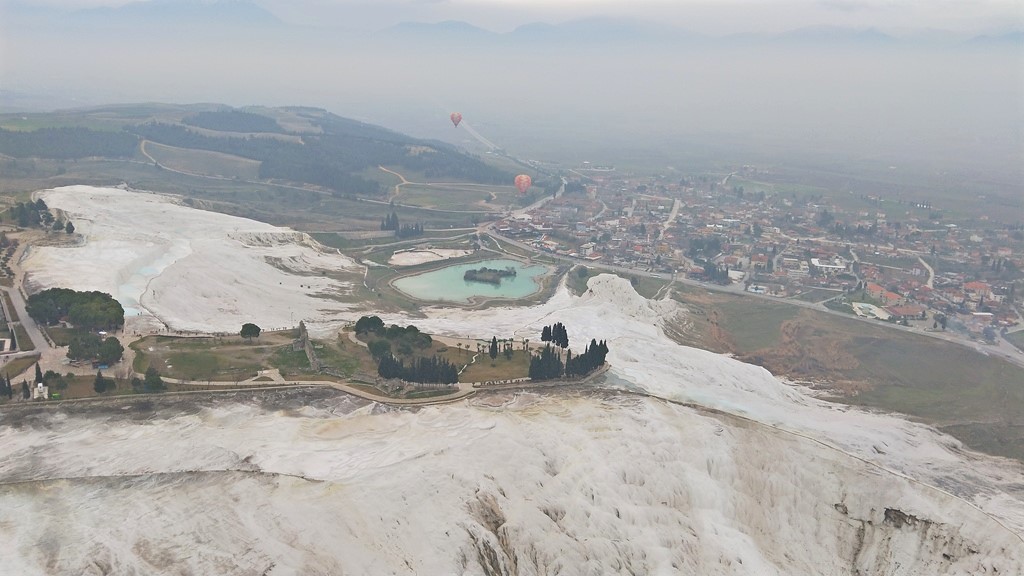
left=142, top=141, right=261, bottom=180
left=395, top=183, right=517, bottom=212
left=0, top=114, right=125, bottom=132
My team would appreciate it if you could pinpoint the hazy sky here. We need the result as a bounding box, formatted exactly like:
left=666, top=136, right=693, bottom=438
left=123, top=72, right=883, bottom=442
left=1, top=0, right=1021, bottom=189
left=6, top=0, right=1023, bottom=34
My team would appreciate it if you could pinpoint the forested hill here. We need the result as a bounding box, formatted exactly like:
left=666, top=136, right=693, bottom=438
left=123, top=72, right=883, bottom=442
left=0, top=105, right=513, bottom=196
left=130, top=111, right=512, bottom=194
left=181, top=109, right=286, bottom=134
left=0, top=127, right=139, bottom=159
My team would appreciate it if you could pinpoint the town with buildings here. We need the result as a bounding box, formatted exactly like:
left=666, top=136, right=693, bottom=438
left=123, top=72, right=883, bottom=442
left=492, top=165, right=1024, bottom=350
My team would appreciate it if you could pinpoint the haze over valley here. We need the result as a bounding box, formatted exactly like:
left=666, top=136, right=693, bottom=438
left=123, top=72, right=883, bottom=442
left=0, top=1, right=1023, bottom=574
left=3, top=0, right=1022, bottom=191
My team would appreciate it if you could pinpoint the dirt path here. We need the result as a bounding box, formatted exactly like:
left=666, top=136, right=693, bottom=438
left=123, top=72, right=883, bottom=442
left=377, top=165, right=409, bottom=201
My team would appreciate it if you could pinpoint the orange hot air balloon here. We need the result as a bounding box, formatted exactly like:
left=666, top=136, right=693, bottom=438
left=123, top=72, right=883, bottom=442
left=450, top=112, right=462, bottom=127
left=514, top=174, right=532, bottom=194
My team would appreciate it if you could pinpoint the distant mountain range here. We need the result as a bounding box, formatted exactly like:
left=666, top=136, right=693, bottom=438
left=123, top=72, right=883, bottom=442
left=71, top=0, right=282, bottom=29
left=5, top=0, right=1021, bottom=46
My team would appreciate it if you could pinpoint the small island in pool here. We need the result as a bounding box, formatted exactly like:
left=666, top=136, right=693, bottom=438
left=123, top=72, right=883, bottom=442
left=464, top=266, right=517, bottom=285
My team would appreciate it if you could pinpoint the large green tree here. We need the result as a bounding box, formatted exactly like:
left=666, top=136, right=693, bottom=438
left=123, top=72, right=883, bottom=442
left=99, top=337, right=124, bottom=364
left=143, top=367, right=166, bottom=393
left=93, top=370, right=112, bottom=394
left=26, top=288, right=124, bottom=330
left=68, top=334, right=122, bottom=364
left=240, top=323, right=261, bottom=342
left=354, top=315, right=384, bottom=334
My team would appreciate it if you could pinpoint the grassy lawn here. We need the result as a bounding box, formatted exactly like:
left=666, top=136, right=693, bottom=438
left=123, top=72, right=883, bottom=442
left=132, top=330, right=300, bottom=382
left=311, top=335, right=367, bottom=377
left=567, top=266, right=669, bottom=300
left=13, top=324, right=34, bottom=351
left=458, top=349, right=531, bottom=382
left=844, top=336, right=1024, bottom=421
left=2, top=354, right=40, bottom=380
left=715, top=297, right=799, bottom=353
left=1005, top=330, right=1024, bottom=352
left=1, top=292, right=17, bottom=321
left=793, top=288, right=843, bottom=303
left=629, top=276, right=669, bottom=300
left=567, top=266, right=597, bottom=296
left=42, top=326, right=78, bottom=347
left=824, top=299, right=855, bottom=314
left=405, top=388, right=462, bottom=399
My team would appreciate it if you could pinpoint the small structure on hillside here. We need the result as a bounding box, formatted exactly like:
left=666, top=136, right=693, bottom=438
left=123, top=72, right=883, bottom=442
left=32, top=382, right=48, bottom=401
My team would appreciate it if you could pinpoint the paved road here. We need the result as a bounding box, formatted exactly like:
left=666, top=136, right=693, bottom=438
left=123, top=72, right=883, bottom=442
left=1, top=232, right=54, bottom=369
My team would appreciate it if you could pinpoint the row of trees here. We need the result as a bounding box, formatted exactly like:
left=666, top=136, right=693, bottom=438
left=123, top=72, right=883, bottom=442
left=528, top=339, right=610, bottom=381
left=540, top=322, right=569, bottom=349
left=701, top=261, right=732, bottom=284
left=486, top=335, right=518, bottom=361
left=26, top=288, right=125, bottom=331
left=377, top=353, right=458, bottom=385
left=565, top=339, right=610, bottom=378
left=0, top=374, right=24, bottom=399
left=528, top=344, right=565, bottom=380
left=380, top=211, right=424, bottom=239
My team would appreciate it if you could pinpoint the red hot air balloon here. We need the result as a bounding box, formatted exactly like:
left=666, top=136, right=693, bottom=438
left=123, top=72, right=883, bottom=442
left=514, top=174, right=532, bottom=194
left=450, top=112, right=462, bottom=127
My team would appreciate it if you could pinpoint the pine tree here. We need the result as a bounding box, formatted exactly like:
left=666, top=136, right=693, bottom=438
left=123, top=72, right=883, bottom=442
left=489, top=336, right=498, bottom=361
left=94, top=370, right=108, bottom=394
left=541, top=325, right=551, bottom=342
left=34, top=363, right=43, bottom=384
